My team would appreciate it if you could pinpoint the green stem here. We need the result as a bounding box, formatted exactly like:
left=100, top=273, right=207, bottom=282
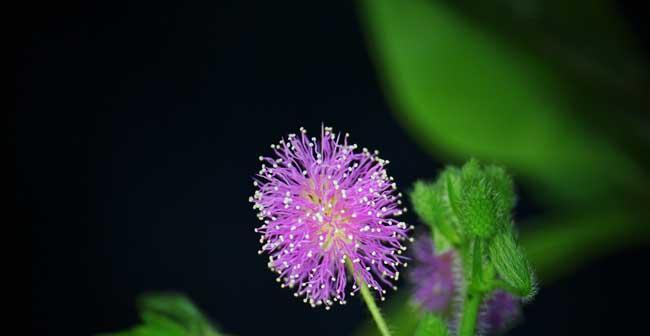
left=347, top=260, right=392, bottom=336
left=459, top=291, right=483, bottom=336
left=359, top=281, right=392, bottom=336
left=459, top=240, right=485, bottom=336
left=471, top=240, right=482, bottom=281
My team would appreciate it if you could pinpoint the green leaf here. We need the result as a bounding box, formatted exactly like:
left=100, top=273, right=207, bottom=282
left=410, top=180, right=454, bottom=252
left=97, top=293, right=223, bottom=336
left=359, top=0, right=642, bottom=205
left=521, top=208, right=650, bottom=283
left=410, top=181, right=438, bottom=229
left=410, top=169, right=464, bottom=250
left=414, top=313, right=449, bottom=336
left=437, top=168, right=464, bottom=243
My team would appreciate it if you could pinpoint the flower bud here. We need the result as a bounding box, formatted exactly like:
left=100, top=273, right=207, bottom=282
left=484, top=164, right=516, bottom=219
left=488, top=230, right=536, bottom=300
left=458, top=160, right=513, bottom=239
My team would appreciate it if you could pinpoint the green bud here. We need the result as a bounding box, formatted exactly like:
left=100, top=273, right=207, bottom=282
left=488, top=230, right=537, bottom=300
left=458, top=159, right=514, bottom=239
left=414, top=313, right=449, bottom=336
left=484, top=164, right=516, bottom=217
left=459, top=160, right=499, bottom=238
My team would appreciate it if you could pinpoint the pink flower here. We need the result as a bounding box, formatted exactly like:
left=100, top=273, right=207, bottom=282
left=250, top=126, right=412, bottom=309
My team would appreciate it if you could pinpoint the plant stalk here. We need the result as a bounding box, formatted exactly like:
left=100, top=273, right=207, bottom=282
left=459, top=240, right=485, bottom=336
left=347, top=260, right=392, bottom=336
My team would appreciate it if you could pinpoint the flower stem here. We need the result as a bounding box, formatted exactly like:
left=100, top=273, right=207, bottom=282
left=359, top=281, right=392, bottom=336
left=459, top=240, right=485, bottom=336
left=459, top=290, right=484, bottom=336
left=346, top=260, right=392, bottom=336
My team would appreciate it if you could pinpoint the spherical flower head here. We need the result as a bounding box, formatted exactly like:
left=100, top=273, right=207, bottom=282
left=250, top=126, right=412, bottom=309
left=409, top=234, right=456, bottom=312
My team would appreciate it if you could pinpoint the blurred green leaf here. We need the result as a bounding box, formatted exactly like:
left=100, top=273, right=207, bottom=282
left=414, top=313, right=449, bottom=336
left=521, top=208, right=650, bottom=283
left=98, top=293, right=223, bottom=336
left=359, top=0, right=644, bottom=205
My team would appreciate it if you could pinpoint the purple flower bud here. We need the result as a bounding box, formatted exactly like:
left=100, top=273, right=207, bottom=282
left=481, top=290, right=520, bottom=332
left=410, top=236, right=521, bottom=334
left=409, top=234, right=456, bottom=312
left=251, top=126, right=412, bottom=309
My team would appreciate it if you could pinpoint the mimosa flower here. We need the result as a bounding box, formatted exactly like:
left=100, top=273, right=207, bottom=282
left=250, top=126, right=412, bottom=309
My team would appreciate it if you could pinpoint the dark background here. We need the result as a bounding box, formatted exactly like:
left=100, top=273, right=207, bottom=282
left=21, top=1, right=648, bottom=335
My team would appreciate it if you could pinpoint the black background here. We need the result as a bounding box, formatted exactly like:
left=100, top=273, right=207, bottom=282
left=21, top=1, right=648, bottom=335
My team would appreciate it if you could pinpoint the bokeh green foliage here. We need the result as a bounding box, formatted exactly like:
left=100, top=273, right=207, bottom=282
left=356, top=0, right=649, bottom=335
left=359, top=0, right=647, bottom=206
left=98, top=293, right=223, bottom=336
left=414, top=313, right=449, bottom=336
left=358, top=0, right=650, bottom=285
